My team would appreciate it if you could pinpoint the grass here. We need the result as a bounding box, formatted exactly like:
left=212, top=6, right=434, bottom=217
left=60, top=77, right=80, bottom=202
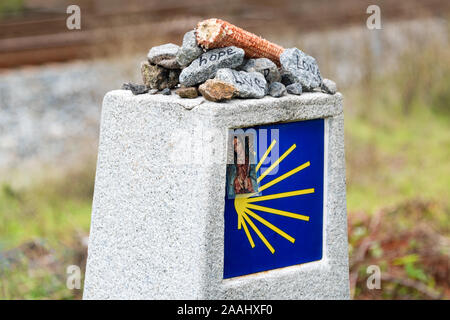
left=0, top=0, right=24, bottom=18
left=345, top=42, right=450, bottom=212
left=0, top=165, right=95, bottom=299
left=346, top=100, right=450, bottom=213
left=0, top=163, right=94, bottom=247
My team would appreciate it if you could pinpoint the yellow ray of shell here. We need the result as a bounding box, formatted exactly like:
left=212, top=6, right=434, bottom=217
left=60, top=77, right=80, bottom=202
left=258, top=161, right=310, bottom=193
left=246, top=188, right=315, bottom=203
left=240, top=215, right=255, bottom=248
left=246, top=203, right=310, bottom=221
left=242, top=212, right=275, bottom=254
left=257, top=144, right=296, bottom=183
left=255, top=139, right=277, bottom=172
left=237, top=213, right=243, bottom=229
left=244, top=208, right=295, bottom=243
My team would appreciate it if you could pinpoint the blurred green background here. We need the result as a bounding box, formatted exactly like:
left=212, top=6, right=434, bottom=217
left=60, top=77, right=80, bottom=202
left=0, top=0, right=448, bottom=299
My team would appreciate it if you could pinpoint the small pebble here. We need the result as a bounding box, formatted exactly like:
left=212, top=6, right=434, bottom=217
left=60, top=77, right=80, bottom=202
left=176, top=87, right=198, bottom=99
left=268, top=82, right=286, bottom=97
left=141, top=61, right=180, bottom=90
left=148, top=88, right=158, bottom=95
left=176, top=30, right=203, bottom=68
left=121, top=82, right=148, bottom=95
left=198, top=79, right=236, bottom=102
left=161, top=88, right=171, bottom=95
left=121, top=82, right=132, bottom=90
left=280, top=70, right=294, bottom=86
left=286, top=83, right=303, bottom=95
left=147, top=43, right=180, bottom=69
left=321, top=78, right=337, bottom=94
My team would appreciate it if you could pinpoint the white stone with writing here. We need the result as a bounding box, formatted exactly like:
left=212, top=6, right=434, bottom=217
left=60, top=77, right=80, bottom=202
left=179, top=47, right=244, bottom=87
left=215, top=68, right=267, bottom=99
left=240, top=58, right=281, bottom=83
left=280, top=48, right=322, bottom=91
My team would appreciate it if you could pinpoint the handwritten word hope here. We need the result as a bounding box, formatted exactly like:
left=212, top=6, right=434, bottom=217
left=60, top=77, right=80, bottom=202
left=198, top=48, right=237, bottom=67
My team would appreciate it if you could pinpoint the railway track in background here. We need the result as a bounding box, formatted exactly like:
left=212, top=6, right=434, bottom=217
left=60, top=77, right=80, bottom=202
left=0, top=0, right=449, bottom=69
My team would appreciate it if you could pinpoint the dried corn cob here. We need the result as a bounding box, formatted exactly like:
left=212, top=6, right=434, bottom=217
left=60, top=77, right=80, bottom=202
left=195, top=18, right=284, bottom=66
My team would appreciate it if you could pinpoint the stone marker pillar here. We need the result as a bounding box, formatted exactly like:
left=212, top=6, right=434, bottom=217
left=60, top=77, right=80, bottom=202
left=83, top=90, right=349, bottom=299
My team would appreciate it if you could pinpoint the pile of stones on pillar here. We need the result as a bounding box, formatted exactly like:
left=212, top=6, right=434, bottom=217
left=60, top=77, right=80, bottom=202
left=122, top=18, right=337, bottom=102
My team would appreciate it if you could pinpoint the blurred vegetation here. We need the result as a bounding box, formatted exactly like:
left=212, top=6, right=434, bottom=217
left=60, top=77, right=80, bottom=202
left=346, top=41, right=450, bottom=213
left=0, top=165, right=95, bottom=299
left=345, top=38, right=450, bottom=299
left=0, top=24, right=449, bottom=300
left=0, top=0, right=24, bottom=17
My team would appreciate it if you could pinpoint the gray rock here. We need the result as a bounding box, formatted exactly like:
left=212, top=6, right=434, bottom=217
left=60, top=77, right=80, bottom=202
left=179, top=47, right=245, bottom=87
left=280, top=69, right=294, bottom=86
left=286, top=83, right=303, bottom=95
left=240, top=58, right=281, bottom=83
left=176, top=30, right=203, bottom=68
left=147, top=43, right=181, bottom=69
left=148, top=88, right=158, bottom=95
left=321, top=78, right=337, bottom=94
left=160, top=88, right=171, bottom=95
left=121, top=82, right=148, bottom=95
left=215, top=68, right=267, bottom=99
left=268, top=82, right=286, bottom=97
left=280, top=48, right=322, bottom=91
left=141, top=61, right=180, bottom=90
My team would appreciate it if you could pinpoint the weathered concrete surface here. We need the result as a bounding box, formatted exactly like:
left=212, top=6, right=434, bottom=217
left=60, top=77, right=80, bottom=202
left=83, top=91, right=349, bottom=299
